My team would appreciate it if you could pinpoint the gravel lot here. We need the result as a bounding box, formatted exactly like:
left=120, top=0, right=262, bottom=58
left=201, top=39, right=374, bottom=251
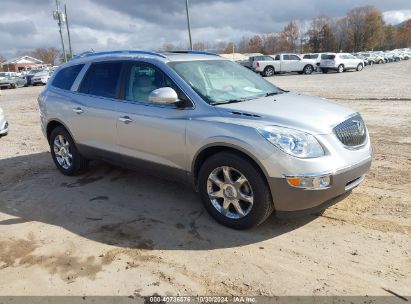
left=0, top=61, right=410, bottom=297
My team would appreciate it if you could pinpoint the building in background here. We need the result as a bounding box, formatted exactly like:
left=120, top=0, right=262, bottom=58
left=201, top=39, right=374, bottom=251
left=0, top=56, right=44, bottom=72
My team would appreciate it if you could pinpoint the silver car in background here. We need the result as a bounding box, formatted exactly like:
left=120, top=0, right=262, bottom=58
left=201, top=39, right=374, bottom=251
left=38, top=50, right=372, bottom=229
left=0, top=107, right=9, bottom=136
left=320, top=53, right=365, bottom=73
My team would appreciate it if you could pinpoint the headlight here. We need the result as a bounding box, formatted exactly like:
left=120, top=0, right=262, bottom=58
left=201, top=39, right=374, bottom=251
left=257, top=126, right=324, bottom=158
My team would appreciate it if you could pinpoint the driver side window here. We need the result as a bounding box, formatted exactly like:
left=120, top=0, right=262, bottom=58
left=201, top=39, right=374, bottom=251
left=125, top=63, right=176, bottom=103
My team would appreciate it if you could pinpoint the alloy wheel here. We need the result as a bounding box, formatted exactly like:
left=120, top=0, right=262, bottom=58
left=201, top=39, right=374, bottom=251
left=207, top=166, right=254, bottom=219
left=53, top=135, right=73, bottom=169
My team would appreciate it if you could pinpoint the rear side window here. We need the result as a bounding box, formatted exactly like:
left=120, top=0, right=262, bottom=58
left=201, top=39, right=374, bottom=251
left=321, top=54, right=335, bottom=60
left=79, top=62, right=122, bottom=98
left=52, top=64, right=84, bottom=90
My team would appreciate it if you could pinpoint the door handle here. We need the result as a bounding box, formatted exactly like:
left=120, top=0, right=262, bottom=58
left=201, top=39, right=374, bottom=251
left=73, top=107, right=84, bottom=114
left=119, top=116, right=133, bottom=124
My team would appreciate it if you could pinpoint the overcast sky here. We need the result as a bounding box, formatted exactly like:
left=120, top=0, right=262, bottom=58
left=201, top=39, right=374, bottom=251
left=0, top=0, right=410, bottom=58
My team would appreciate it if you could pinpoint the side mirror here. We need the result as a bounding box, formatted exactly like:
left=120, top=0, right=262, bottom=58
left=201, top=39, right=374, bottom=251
left=148, top=87, right=179, bottom=105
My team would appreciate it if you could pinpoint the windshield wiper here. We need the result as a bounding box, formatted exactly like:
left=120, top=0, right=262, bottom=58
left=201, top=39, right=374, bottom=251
left=265, top=91, right=282, bottom=97
left=210, top=98, right=252, bottom=105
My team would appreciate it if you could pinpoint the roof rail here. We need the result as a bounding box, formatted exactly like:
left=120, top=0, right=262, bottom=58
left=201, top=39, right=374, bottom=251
left=71, top=50, right=167, bottom=60
left=165, top=50, right=219, bottom=56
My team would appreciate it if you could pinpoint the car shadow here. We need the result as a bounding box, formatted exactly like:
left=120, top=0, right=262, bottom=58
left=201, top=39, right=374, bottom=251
left=0, top=152, right=317, bottom=250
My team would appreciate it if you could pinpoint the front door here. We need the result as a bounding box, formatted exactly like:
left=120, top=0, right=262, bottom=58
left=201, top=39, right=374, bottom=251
left=116, top=61, right=189, bottom=174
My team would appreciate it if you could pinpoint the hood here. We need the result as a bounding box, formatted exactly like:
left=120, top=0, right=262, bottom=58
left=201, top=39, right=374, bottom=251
left=33, top=72, right=48, bottom=77
left=214, top=92, right=355, bottom=134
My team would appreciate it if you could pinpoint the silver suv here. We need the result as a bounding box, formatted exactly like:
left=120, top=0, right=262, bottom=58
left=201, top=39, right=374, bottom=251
left=320, top=53, right=365, bottom=73
left=39, top=50, right=372, bottom=229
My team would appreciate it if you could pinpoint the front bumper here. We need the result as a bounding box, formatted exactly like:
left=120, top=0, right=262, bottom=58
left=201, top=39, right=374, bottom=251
left=0, top=116, right=9, bottom=135
left=0, top=82, right=11, bottom=88
left=32, top=78, right=46, bottom=84
left=268, top=157, right=372, bottom=217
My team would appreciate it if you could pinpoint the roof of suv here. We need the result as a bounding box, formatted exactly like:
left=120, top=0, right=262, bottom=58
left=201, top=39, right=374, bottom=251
left=68, top=50, right=223, bottom=65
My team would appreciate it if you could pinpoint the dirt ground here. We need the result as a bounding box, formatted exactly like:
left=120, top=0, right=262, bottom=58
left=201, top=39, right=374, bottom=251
left=0, top=61, right=410, bottom=297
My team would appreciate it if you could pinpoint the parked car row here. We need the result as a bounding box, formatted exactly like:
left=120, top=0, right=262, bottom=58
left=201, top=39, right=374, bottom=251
left=237, top=47, right=411, bottom=77
left=0, top=69, right=54, bottom=89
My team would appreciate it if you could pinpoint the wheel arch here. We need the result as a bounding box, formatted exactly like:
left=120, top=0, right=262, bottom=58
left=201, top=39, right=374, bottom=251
left=303, top=64, right=314, bottom=72
left=46, top=119, right=74, bottom=142
left=263, top=65, right=275, bottom=72
left=191, top=143, right=270, bottom=189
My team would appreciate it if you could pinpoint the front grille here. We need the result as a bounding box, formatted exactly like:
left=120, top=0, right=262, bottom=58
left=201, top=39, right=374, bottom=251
left=333, top=114, right=367, bottom=147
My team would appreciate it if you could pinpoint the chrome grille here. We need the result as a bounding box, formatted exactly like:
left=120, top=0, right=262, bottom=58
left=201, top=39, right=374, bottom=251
left=333, top=114, right=367, bottom=147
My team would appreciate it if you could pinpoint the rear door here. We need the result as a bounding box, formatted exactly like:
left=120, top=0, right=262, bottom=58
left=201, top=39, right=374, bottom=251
left=68, top=61, right=123, bottom=158
left=288, top=54, right=302, bottom=71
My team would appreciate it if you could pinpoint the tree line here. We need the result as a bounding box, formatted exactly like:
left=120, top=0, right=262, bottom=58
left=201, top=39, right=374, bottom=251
left=163, top=6, right=411, bottom=54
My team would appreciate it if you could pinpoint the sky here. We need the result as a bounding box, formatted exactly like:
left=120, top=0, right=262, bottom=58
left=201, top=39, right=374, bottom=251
left=0, top=0, right=410, bottom=58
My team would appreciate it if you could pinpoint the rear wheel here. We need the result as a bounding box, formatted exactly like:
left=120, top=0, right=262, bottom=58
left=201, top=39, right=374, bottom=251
left=356, top=63, right=363, bottom=71
left=303, top=64, right=314, bottom=75
left=198, top=152, right=274, bottom=229
left=262, top=66, right=275, bottom=77
left=378, top=59, right=383, bottom=64
left=337, top=64, right=344, bottom=73
left=49, top=126, right=88, bottom=176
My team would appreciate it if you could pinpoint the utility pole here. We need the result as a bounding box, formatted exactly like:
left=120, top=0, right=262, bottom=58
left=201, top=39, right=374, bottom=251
left=185, top=0, right=193, bottom=50
left=64, top=4, right=73, bottom=59
left=53, top=0, right=67, bottom=62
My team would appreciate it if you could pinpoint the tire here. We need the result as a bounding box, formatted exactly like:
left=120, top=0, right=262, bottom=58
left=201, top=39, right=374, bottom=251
left=337, top=64, right=344, bottom=73
left=303, top=64, right=314, bottom=75
left=378, top=59, right=383, bottom=64
left=369, top=61, right=373, bottom=66
left=322, top=69, right=328, bottom=74
left=10, top=83, right=16, bottom=89
left=262, top=66, right=275, bottom=77
left=49, top=126, right=88, bottom=176
left=198, top=152, right=274, bottom=229
left=356, top=63, right=363, bottom=71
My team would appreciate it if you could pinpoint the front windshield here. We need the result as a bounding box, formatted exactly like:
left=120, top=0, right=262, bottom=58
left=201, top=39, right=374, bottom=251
left=168, top=59, right=282, bottom=104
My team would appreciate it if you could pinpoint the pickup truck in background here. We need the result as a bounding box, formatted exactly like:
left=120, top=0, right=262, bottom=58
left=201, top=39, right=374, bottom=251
left=252, top=53, right=317, bottom=77
left=237, top=55, right=274, bottom=70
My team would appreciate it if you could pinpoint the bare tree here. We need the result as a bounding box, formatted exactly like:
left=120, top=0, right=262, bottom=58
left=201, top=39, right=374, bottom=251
left=306, top=16, right=336, bottom=52
left=280, top=21, right=299, bottom=52
left=31, top=47, right=60, bottom=65
left=193, top=41, right=206, bottom=51
left=161, top=42, right=176, bottom=51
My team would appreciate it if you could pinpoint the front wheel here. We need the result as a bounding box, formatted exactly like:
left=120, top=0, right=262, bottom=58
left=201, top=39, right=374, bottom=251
left=49, top=126, right=88, bottom=176
left=303, top=65, right=314, bottom=75
left=198, top=152, right=274, bottom=229
left=262, top=66, right=275, bottom=77
left=356, top=63, right=363, bottom=71
left=337, top=64, right=344, bottom=73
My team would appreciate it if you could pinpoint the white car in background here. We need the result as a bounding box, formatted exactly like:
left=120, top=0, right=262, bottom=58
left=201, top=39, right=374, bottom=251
left=32, top=71, right=52, bottom=85
left=0, top=107, right=9, bottom=137
left=319, top=53, right=365, bottom=73
left=302, top=53, right=326, bottom=70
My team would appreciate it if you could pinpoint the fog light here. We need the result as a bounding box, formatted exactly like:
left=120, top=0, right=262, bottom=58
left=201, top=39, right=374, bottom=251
left=286, top=174, right=331, bottom=190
